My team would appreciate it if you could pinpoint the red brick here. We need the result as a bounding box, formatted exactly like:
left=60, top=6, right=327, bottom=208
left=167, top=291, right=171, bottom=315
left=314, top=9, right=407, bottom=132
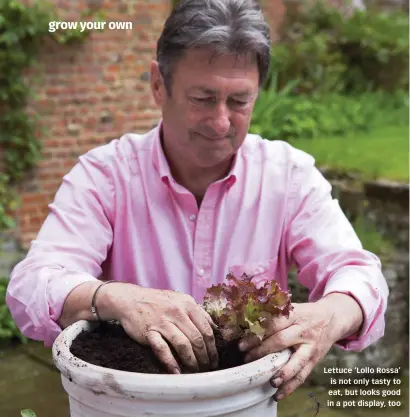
left=42, top=139, right=60, bottom=148
left=20, top=193, right=49, bottom=206
left=38, top=171, right=65, bottom=181
left=59, top=139, right=77, bottom=148
left=42, top=182, right=62, bottom=193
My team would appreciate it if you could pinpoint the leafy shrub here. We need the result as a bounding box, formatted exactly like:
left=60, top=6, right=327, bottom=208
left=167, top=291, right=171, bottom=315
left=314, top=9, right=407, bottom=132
left=270, top=1, right=409, bottom=94
left=0, top=277, right=27, bottom=343
left=250, top=80, right=408, bottom=140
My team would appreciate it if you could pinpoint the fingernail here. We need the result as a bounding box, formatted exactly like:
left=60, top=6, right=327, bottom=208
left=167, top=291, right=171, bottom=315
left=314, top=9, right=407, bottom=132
left=202, top=362, right=211, bottom=372
left=173, top=368, right=181, bottom=374
left=238, top=342, right=247, bottom=351
left=273, top=392, right=284, bottom=401
left=270, top=378, right=283, bottom=388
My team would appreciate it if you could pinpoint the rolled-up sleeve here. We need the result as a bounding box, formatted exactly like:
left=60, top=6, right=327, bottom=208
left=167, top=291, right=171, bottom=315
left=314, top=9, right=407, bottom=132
left=6, top=150, right=114, bottom=347
left=285, top=151, right=389, bottom=351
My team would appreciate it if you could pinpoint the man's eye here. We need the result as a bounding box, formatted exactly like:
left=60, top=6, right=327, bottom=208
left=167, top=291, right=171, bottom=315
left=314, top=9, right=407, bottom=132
left=192, top=97, right=214, bottom=104
left=231, top=99, right=248, bottom=107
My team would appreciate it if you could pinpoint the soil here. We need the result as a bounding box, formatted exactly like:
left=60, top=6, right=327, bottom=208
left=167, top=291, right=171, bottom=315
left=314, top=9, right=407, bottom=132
left=70, top=322, right=245, bottom=374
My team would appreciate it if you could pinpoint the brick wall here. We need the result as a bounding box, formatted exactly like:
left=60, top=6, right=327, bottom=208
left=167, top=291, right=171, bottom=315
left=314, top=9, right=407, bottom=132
left=4, top=0, right=286, bottom=251
left=12, top=0, right=171, bottom=249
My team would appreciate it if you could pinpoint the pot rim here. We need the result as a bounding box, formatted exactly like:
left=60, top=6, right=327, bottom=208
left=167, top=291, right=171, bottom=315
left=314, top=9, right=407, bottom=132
left=53, top=320, right=292, bottom=399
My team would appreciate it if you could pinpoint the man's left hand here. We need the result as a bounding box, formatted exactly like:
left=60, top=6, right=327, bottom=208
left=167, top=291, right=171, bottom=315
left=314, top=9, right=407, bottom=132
left=238, top=293, right=363, bottom=401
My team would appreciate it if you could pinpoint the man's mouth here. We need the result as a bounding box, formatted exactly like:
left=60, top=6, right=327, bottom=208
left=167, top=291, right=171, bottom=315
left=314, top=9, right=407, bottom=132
left=197, top=133, right=229, bottom=141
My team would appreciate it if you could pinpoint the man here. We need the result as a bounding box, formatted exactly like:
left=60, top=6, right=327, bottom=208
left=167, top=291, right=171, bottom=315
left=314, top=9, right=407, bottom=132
left=7, top=0, right=388, bottom=402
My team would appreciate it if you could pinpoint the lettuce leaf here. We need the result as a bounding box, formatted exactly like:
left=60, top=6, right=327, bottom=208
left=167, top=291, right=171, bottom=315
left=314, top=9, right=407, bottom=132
left=203, top=272, right=293, bottom=342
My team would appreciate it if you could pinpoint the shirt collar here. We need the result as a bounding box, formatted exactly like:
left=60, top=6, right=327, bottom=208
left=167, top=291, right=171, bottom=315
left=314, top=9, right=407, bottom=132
left=152, top=119, right=240, bottom=186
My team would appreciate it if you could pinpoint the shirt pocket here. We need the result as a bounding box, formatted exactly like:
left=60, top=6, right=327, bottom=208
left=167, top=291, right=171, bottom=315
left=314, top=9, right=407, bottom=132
left=228, top=257, right=279, bottom=288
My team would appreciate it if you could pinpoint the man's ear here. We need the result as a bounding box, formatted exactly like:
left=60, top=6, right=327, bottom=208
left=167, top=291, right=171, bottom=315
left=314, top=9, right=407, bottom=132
left=150, top=61, right=167, bottom=106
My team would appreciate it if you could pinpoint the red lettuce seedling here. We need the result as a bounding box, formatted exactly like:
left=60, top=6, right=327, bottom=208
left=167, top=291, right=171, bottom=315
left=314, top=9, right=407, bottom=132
left=203, top=272, right=293, bottom=342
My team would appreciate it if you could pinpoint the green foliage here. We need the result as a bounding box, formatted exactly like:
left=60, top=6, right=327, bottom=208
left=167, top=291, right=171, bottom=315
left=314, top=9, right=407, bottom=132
left=250, top=79, right=408, bottom=140
left=352, top=213, right=393, bottom=259
left=270, top=1, right=409, bottom=94
left=0, top=1, right=48, bottom=183
left=21, top=410, right=37, bottom=417
left=0, top=1, right=102, bottom=233
left=0, top=278, right=27, bottom=343
left=0, top=174, right=19, bottom=229
left=339, top=194, right=394, bottom=260
left=52, top=7, right=106, bottom=45
left=341, top=8, right=409, bottom=92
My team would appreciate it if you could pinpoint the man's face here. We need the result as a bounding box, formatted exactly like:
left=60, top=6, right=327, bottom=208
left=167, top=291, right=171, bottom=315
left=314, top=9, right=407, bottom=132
left=151, top=47, right=260, bottom=169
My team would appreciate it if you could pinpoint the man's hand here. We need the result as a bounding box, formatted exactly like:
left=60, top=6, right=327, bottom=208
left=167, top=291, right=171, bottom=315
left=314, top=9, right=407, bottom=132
left=237, top=293, right=363, bottom=401
left=100, top=284, right=219, bottom=374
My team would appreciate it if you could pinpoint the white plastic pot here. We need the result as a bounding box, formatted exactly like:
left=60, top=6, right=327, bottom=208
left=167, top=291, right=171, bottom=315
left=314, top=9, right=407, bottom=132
left=52, top=320, right=291, bottom=417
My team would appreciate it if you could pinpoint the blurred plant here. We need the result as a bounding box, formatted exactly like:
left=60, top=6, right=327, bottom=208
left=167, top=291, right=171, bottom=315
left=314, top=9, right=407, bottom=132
left=0, top=174, right=19, bottom=230
left=269, top=0, right=409, bottom=94
left=21, top=410, right=37, bottom=417
left=250, top=81, right=408, bottom=140
left=0, top=277, right=27, bottom=343
left=0, top=1, right=103, bottom=235
left=250, top=71, right=299, bottom=138
left=352, top=214, right=393, bottom=259
left=341, top=8, right=409, bottom=92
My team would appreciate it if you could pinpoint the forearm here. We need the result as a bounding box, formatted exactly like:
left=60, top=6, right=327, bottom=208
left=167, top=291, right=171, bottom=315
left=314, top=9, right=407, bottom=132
left=58, top=280, right=136, bottom=328
left=58, top=281, right=102, bottom=328
left=317, top=292, right=364, bottom=342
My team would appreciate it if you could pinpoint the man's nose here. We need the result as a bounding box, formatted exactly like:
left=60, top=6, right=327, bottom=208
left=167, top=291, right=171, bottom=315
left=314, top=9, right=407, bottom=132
left=209, top=103, right=231, bottom=137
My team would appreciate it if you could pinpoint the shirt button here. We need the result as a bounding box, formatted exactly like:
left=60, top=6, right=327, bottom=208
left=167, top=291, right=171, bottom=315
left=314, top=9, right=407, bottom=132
left=198, top=268, right=205, bottom=276
left=189, top=214, right=196, bottom=221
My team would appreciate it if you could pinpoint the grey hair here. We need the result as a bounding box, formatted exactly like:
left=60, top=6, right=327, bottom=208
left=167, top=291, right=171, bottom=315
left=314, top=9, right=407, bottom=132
left=156, top=0, right=271, bottom=94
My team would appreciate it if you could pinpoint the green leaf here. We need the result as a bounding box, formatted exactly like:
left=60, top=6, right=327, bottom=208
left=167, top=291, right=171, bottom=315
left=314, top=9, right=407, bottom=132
left=21, top=410, right=37, bottom=417
left=1, top=215, right=16, bottom=229
left=244, top=318, right=265, bottom=341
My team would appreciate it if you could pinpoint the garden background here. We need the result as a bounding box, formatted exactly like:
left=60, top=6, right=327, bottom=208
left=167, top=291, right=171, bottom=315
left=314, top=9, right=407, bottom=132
left=0, top=0, right=408, bottom=416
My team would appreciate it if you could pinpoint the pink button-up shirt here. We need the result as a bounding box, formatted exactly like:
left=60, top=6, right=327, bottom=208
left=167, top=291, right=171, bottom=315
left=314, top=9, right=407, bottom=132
left=7, top=123, right=388, bottom=350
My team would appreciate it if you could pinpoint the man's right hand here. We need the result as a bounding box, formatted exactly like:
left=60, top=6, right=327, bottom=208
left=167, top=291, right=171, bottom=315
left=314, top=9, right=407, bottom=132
left=98, top=283, right=219, bottom=374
